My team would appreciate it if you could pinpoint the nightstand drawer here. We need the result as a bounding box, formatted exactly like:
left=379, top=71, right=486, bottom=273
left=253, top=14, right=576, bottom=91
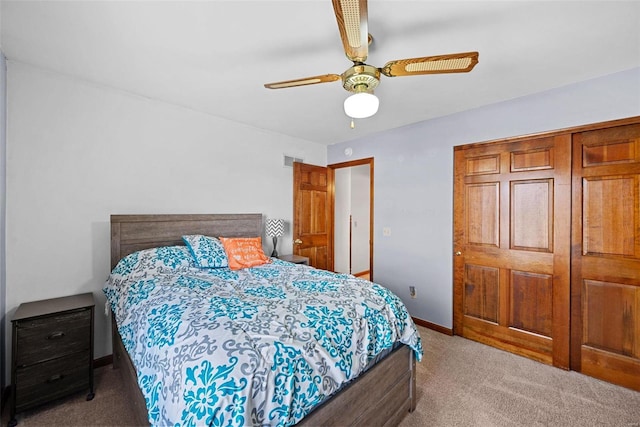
left=15, top=309, right=91, bottom=366
left=15, top=350, right=91, bottom=412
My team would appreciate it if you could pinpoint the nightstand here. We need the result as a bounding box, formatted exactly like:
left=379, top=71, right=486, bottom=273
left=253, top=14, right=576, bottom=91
left=278, top=254, right=310, bottom=265
left=9, top=293, right=95, bottom=426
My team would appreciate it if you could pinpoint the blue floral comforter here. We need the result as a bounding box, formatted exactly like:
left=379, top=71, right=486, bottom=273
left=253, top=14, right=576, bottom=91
left=103, top=246, right=422, bottom=427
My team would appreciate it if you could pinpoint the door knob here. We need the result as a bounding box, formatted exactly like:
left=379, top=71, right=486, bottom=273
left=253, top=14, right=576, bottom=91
left=294, top=239, right=302, bottom=245
left=455, top=251, right=462, bottom=256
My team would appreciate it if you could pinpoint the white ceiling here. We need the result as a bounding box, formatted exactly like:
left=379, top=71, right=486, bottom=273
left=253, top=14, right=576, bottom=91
left=2, top=1, right=639, bottom=145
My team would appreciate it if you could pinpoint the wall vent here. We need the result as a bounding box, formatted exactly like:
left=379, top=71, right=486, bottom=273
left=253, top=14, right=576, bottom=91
left=284, top=155, right=304, bottom=167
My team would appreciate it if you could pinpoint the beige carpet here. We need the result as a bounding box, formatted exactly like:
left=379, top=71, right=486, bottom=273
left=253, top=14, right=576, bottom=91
left=401, top=327, right=640, bottom=427
left=2, top=362, right=138, bottom=427
left=3, top=326, right=639, bottom=426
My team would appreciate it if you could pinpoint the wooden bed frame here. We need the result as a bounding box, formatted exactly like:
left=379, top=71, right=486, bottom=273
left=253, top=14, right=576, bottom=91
left=109, top=214, right=417, bottom=426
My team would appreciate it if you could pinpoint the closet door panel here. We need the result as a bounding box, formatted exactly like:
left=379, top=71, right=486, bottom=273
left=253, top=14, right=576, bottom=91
left=464, top=264, right=499, bottom=323
left=511, top=179, right=553, bottom=252
left=572, top=123, right=640, bottom=391
left=454, top=135, right=571, bottom=368
left=510, top=147, right=554, bottom=171
left=583, top=280, right=638, bottom=357
left=583, top=176, right=635, bottom=256
left=466, top=183, right=499, bottom=247
left=510, top=271, right=553, bottom=337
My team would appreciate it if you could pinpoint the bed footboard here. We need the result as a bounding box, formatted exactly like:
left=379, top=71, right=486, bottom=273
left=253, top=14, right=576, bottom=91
left=299, top=344, right=416, bottom=426
left=111, top=315, right=417, bottom=426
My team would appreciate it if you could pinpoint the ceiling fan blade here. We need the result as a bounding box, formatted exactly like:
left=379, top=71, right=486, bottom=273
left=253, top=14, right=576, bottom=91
left=380, top=52, right=479, bottom=77
left=264, top=74, right=341, bottom=89
left=332, top=0, right=368, bottom=63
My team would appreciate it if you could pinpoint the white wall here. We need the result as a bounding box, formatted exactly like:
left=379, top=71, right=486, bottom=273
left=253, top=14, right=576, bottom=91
left=4, top=61, right=326, bottom=373
left=328, top=67, right=640, bottom=329
left=333, top=165, right=370, bottom=275
left=0, top=2, right=6, bottom=401
left=0, top=51, right=6, bottom=395
left=350, top=165, right=369, bottom=274
left=333, top=168, right=350, bottom=274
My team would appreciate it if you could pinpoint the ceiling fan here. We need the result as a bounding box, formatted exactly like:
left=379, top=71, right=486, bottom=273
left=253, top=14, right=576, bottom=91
left=264, top=0, right=479, bottom=123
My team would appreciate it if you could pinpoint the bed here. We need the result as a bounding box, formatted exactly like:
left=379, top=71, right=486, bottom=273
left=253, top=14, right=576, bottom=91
left=105, top=214, right=422, bottom=426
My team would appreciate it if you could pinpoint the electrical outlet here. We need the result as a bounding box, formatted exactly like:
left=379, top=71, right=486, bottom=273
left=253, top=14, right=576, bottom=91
left=409, top=286, right=416, bottom=299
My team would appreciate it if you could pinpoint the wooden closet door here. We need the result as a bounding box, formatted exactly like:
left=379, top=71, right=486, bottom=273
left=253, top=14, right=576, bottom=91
left=453, top=135, right=571, bottom=368
left=571, top=124, right=640, bottom=391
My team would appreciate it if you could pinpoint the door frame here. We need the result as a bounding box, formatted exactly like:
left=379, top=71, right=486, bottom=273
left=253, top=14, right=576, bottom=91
left=329, top=158, right=374, bottom=281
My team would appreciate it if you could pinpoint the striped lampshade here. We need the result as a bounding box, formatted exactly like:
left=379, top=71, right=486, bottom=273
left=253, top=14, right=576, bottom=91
left=266, top=219, right=285, bottom=237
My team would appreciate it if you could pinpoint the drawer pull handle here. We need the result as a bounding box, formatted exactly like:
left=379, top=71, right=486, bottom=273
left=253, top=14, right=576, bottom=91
left=47, top=331, right=65, bottom=340
left=46, top=374, right=64, bottom=383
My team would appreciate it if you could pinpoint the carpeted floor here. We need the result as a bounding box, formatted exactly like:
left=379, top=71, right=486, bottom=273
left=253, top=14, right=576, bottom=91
left=400, top=327, right=640, bottom=427
left=3, top=326, right=639, bottom=426
left=2, top=360, right=138, bottom=427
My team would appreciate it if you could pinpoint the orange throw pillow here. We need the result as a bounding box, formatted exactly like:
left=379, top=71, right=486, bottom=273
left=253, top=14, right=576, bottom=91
left=219, top=237, right=271, bottom=270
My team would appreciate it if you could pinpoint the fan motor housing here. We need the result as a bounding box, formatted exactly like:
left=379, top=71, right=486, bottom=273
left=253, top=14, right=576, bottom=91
left=342, top=64, right=380, bottom=93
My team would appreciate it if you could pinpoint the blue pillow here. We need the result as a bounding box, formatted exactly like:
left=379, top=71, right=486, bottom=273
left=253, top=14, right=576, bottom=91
left=182, top=235, right=228, bottom=268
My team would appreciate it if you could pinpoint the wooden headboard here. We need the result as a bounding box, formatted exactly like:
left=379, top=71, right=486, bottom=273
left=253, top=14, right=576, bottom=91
left=110, top=214, right=263, bottom=269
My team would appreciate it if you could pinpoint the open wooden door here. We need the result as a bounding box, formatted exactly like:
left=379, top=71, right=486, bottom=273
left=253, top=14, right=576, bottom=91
left=571, top=123, right=640, bottom=391
left=453, top=135, right=571, bottom=368
left=293, top=162, right=333, bottom=270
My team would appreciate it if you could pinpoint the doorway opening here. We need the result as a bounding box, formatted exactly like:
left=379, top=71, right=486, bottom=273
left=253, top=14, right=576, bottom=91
left=329, top=158, right=374, bottom=281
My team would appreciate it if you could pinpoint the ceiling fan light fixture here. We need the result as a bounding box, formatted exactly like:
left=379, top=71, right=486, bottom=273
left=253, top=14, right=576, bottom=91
left=264, top=2, right=479, bottom=125
left=344, top=90, right=379, bottom=119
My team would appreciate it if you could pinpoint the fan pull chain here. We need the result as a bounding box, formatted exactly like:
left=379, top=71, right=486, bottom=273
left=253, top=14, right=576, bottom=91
left=350, top=118, right=355, bottom=129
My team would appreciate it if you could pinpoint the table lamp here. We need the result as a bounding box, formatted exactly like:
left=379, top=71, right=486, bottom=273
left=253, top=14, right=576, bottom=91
left=266, top=219, right=285, bottom=257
